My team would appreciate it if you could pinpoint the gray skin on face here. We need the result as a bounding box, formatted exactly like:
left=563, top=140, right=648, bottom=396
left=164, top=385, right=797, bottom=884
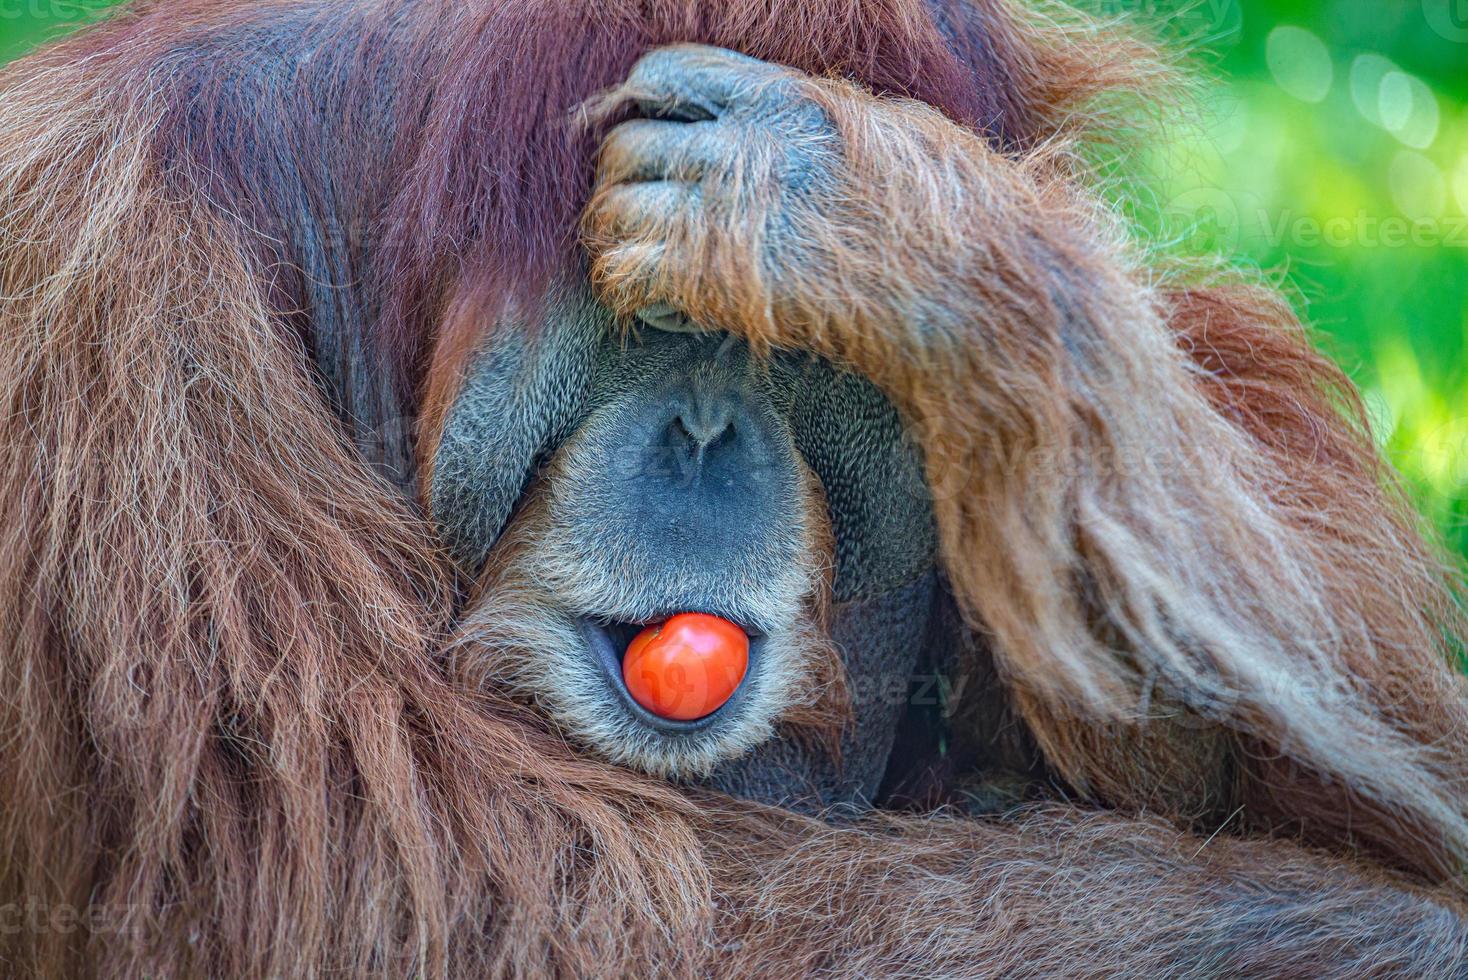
left=431, top=281, right=939, bottom=813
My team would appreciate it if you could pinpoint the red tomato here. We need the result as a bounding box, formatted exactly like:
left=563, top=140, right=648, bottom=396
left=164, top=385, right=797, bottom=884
left=621, top=613, right=749, bottom=721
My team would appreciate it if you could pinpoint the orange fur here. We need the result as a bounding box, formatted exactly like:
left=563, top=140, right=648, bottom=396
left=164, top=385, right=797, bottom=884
left=1, top=1, right=1466, bottom=976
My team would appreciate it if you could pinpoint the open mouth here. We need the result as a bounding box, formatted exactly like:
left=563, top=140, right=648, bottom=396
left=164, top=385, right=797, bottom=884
left=575, top=616, right=762, bottom=736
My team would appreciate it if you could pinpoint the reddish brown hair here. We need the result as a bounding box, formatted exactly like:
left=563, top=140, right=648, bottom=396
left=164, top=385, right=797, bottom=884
left=2, top=1, right=1466, bottom=976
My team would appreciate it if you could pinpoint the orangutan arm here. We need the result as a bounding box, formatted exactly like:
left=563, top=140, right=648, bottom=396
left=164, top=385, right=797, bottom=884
left=583, top=44, right=1468, bottom=885
left=582, top=46, right=1108, bottom=434
left=710, top=804, right=1468, bottom=977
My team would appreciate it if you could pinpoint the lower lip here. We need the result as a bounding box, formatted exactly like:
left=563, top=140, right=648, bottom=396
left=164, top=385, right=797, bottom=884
left=575, top=618, right=760, bottom=735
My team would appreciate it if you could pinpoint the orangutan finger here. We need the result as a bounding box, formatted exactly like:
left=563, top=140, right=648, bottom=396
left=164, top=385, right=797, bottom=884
left=623, top=44, right=783, bottom=122
left=587, top=180, right=699, bottom=240
left=588, top=240, right=687, bottom=316
left=598, top=117, right=736, bottom=185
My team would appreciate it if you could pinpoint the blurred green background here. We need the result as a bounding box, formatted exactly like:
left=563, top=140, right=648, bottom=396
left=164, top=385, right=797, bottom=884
left=1117, top=0, right=1468, bottom=560
left=3, top=0, right=1467, bottom=557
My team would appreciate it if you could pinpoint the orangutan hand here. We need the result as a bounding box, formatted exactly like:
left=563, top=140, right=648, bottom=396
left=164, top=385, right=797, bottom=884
left=582, top=43, right=1042, bottom=362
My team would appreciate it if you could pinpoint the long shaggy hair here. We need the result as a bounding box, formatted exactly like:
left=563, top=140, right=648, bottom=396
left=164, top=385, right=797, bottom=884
left=1, top=0, right=1466, bottom=976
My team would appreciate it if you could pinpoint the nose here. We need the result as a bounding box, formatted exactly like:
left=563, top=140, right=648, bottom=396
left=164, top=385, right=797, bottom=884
left=668, top=393, right=738, bottom=460
left=582, top=331, right=800, bottom=572
left=608, top=331, right=784, bottom=487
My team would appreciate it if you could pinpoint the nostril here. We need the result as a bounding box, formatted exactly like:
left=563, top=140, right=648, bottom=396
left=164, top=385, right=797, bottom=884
left=705, top=422, right=734, bottom=454
left=669, top=415, right=692, bottom=448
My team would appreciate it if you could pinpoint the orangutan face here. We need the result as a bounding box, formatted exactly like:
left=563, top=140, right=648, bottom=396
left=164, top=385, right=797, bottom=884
left=433, top=281, right=937, bottom=788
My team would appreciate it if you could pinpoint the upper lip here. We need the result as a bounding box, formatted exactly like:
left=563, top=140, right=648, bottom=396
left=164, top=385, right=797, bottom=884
left=575, top=615, right=761, bottom=736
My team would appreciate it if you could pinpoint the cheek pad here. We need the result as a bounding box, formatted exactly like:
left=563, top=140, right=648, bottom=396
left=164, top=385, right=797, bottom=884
left=781, top=354, right=938, bottom=602
left=430, top=286, right=604, bottom=572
